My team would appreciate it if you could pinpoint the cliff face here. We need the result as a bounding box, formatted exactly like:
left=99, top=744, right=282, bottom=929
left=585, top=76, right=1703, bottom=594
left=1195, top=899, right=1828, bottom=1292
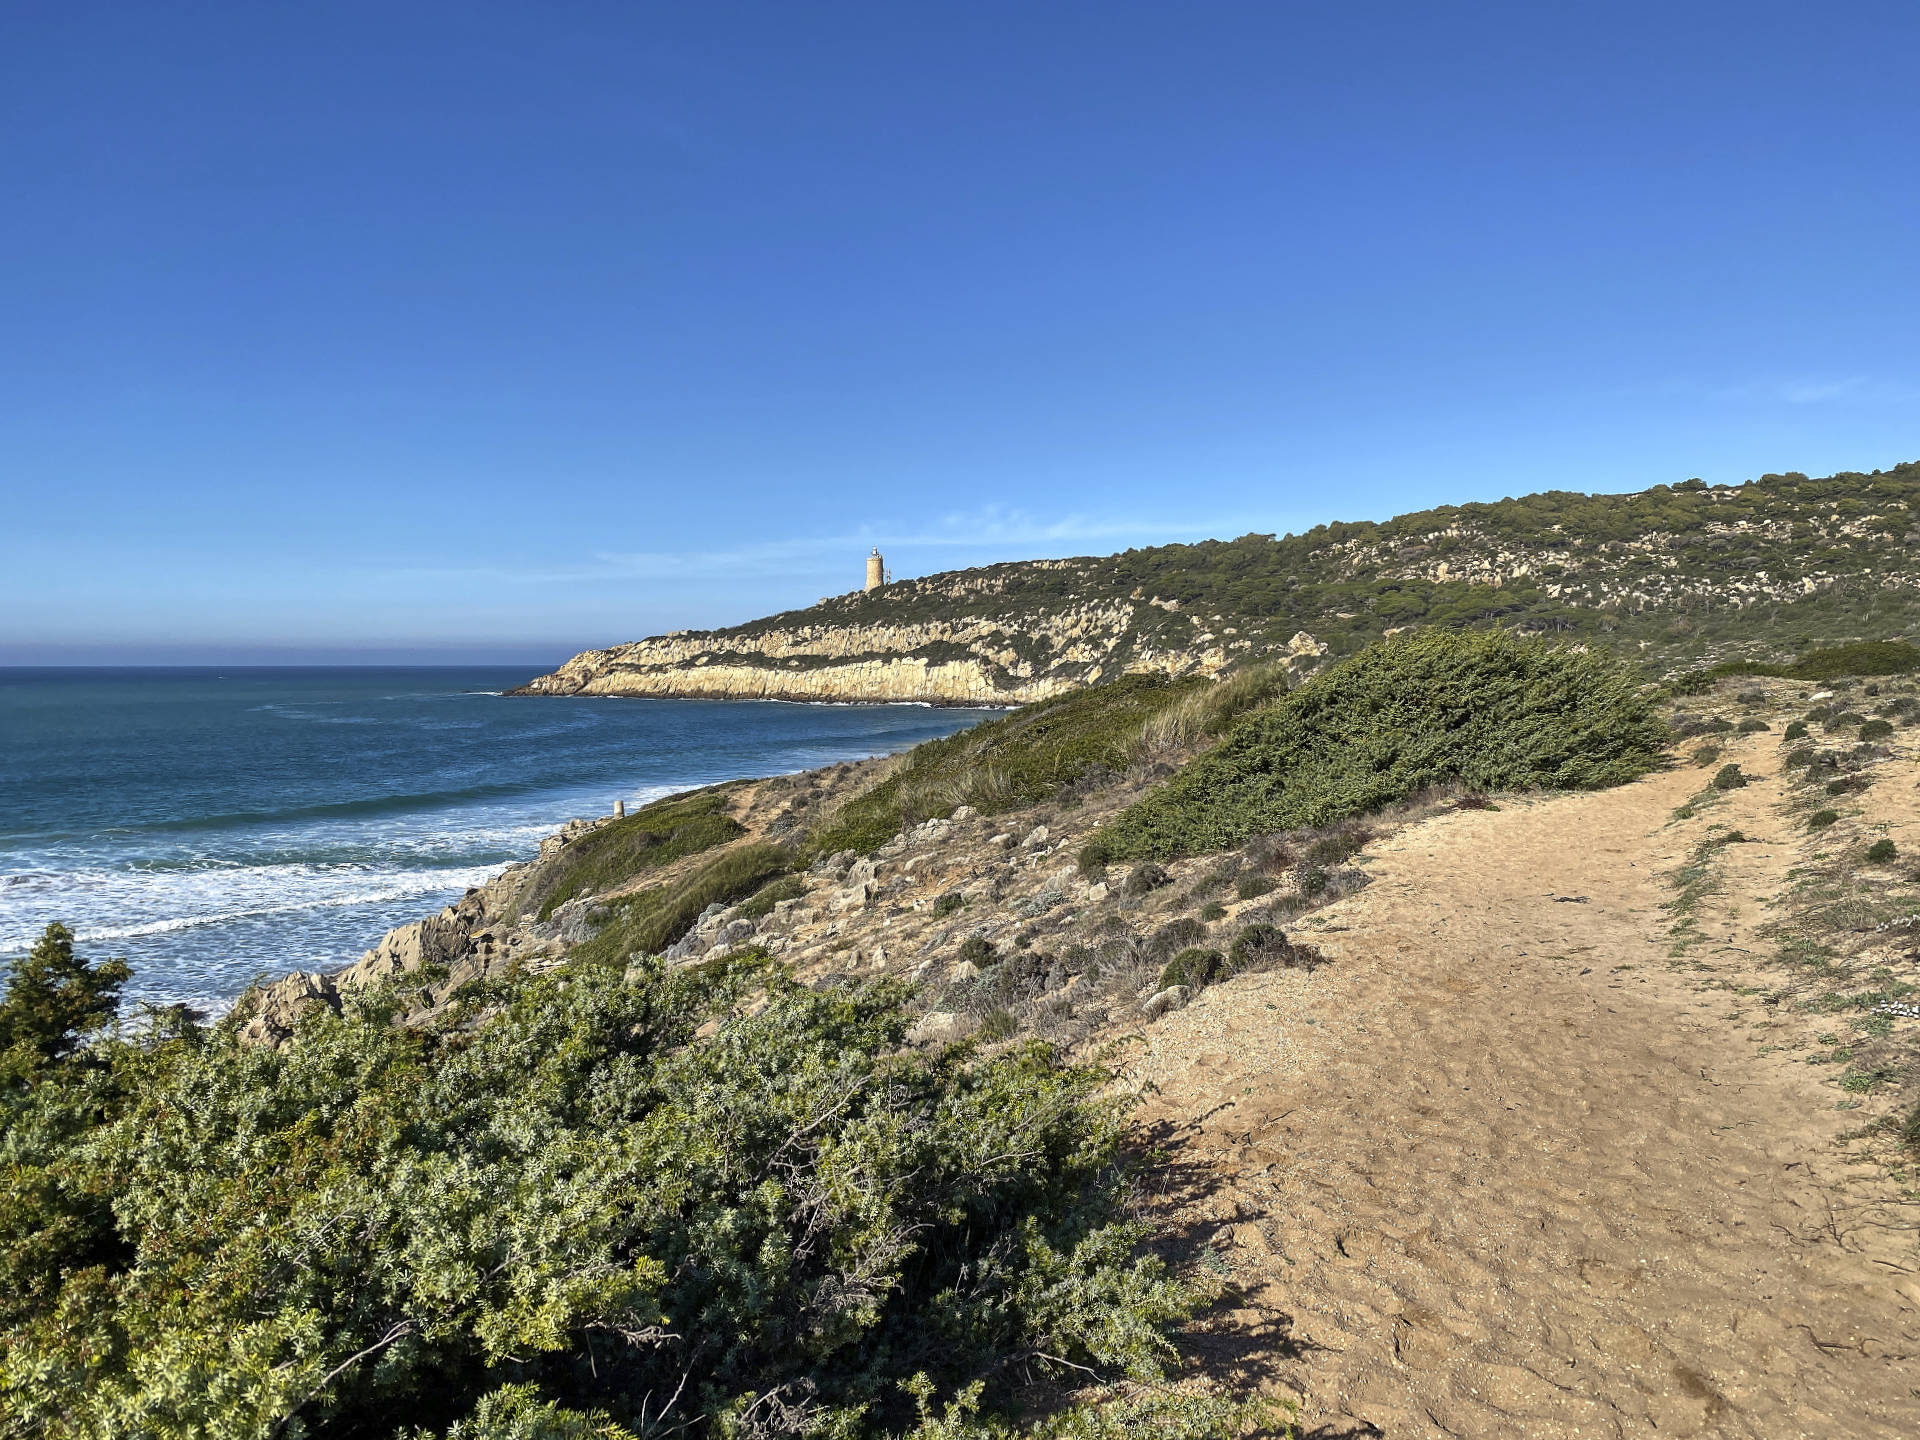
left=516, top=603, right=1246, bottom=704
left=518, top=464, right=1920, bottom=704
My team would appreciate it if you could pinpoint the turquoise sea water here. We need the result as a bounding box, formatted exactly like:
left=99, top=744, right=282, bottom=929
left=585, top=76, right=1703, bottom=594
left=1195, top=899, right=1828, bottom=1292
left=0, top=668, right=991, bottom=1012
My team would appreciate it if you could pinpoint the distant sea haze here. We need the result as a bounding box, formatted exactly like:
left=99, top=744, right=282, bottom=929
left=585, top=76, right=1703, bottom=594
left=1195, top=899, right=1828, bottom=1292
left=0, top=668, right=991, bottom=1013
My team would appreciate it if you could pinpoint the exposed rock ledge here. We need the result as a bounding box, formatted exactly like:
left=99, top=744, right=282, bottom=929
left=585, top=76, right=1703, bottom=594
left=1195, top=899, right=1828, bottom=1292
left=231, top=818, right=608, bottom=1046
left=512, top=606, right=1252, bottom=705
left=519, top=651, right=1069, bottom=705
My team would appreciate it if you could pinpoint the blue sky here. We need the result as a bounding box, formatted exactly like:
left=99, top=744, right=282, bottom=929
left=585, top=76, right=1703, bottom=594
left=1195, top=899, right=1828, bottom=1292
left=4, top=2, right=1917, bottom=663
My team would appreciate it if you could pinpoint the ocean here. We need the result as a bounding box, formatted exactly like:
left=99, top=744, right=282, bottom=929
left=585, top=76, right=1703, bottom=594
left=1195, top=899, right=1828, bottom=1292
left=0, top=668, right=992, bottom=1013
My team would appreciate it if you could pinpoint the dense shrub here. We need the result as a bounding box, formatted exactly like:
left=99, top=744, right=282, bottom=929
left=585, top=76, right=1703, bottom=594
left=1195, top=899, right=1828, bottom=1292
left=1860, top=718, right=1895, bottom=741
left=1234, top=872, right=1277, bottom=901
left=1866, top=839, right=1898, bottom=863
left=1088, top=632, right=1667, bottom=860
left=957, top=934, right=996, bottom=968
left=1809, top=809, right=1840, bottom=830
left=1783, top=720, right=1809, bottom=741
left=1736, top=717, right=1770, bottom=733
left=1122, top=863, right=1172, bottom=897
left=1198, top=900, right=1226, bottom=922
left=1158, top=947, right=1226, bottom=990
left=932, top=892, right=966, bottom=919
left=1226, top=924, right=1323, bottom=973
left=1145, top=917, right=1208, bottom=962
left=0, top=949, right=1217, bottom=1439
left=1711, top=765, right=1748, bottom=790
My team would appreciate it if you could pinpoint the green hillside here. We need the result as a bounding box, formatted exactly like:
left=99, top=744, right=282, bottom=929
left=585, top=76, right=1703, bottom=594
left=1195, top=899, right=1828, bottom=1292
left=741, top=462, right=1920, bottom=675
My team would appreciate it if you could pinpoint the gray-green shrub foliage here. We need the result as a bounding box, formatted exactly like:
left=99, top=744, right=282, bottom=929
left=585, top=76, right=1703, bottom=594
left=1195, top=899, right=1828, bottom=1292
left=0, top=951, right=1207, bottom=1439
left=1090, top=631, right=1667, bottom=860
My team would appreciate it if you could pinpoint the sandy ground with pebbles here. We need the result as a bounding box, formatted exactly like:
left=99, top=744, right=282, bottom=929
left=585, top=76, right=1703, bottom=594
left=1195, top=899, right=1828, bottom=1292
left=1124, top=756, right=1920, bottom=1438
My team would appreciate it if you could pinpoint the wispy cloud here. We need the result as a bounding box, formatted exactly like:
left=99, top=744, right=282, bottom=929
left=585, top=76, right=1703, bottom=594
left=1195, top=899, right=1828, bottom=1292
left=1707, top=375, right=1920, bottom=406
left=382, top=505, right=1265, bottom=588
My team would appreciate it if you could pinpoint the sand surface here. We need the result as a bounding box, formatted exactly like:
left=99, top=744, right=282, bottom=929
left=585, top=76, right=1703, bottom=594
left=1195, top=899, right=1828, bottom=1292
left=1126, top=754, right=1920, bottom=1438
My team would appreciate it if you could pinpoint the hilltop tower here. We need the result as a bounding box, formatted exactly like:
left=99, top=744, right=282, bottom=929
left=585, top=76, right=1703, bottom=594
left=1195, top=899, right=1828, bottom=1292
left=865, top=547, right=884, bottom=592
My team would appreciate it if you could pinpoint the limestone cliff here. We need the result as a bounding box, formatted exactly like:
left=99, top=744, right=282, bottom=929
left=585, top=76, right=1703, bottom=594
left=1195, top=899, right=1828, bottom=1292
left=515, top=601, right=1246, bottom=704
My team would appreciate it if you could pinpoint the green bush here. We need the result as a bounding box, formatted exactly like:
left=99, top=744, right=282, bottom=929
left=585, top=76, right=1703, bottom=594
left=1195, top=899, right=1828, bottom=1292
left=1860, top=718, right=1895, bottom=741
left=1122, top=863, right=1172, bottom=897
left=1145, top=917, right=1208, bottom=962
left=1198, top=900, right=1226, bottom=922
left=1784, top=747, right=1816, bottom=768
left=932, top=892, right=966, bottom=919
left=958, top=935, right=996, bottom=968
left=518, top=787, right=746, bottom=921
left=1226, top=924, right=1322, bottom=973
left=1866, top=838, right=1898, bottom=863
left=1808, top=809, right=1840, bottom=831
left=1158, top=947, right=1226, bottom=990
left=1088, top=632, right=1667, bottom=860
left=572, top=845, right=790, bottom=964
left=1691, top=743, right=1722, bottom=767
left=1234, top=872, right=1277, bottom=901
left=1783, top=720, right=1809, bottom=741
left=804, top=676, right=1197, bottom=858
left=1710, top=764, right=1747, bottom=790
left=1736, top=717, right=1770, bottom=733
left=0, top=949, right=1215, bottom=1439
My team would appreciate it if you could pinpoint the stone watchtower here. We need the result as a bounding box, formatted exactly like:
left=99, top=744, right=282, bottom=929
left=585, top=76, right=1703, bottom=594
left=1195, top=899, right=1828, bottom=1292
left=865, top=547, right=885, bottom=592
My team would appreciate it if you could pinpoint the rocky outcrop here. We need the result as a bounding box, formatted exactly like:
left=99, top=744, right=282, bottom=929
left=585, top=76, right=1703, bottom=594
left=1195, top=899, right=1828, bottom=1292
left=514, top=601, right=1244, bottom=705
left=233, top=851, right=568, bottom=1047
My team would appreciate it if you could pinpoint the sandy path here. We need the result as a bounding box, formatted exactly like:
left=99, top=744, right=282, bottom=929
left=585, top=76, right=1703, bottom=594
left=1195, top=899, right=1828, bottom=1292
left=1127, top=763, right=1920, bottom=1438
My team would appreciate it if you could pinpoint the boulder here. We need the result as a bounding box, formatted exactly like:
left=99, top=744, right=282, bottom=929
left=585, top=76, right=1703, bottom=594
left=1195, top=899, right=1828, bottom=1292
left=1140, top=985, right=1192, bottom=1020
left=909, top=1010, right=965, bottom=1044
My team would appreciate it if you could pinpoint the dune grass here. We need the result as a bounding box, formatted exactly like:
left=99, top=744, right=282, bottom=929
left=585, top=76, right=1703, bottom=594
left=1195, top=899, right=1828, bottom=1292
left=518, top=786, right=746, bottom=920
left=802, top=674, right=1202, bottom=857
left=571, top=843, right=790, bottom=963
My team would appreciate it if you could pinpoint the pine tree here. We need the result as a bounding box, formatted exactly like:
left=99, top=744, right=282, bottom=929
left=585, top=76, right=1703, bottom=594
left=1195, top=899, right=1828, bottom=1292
left=0, top=922, right=130, bottom=1082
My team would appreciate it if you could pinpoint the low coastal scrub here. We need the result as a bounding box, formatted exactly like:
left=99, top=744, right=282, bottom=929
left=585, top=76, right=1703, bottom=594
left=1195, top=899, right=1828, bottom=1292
left=519, top=786, right=745, bottom=920
left=1678, top=639, right=1920, bottom=690
left=1087, top=631, right=1667, bottom=861
left=0, top=930, right=1233, bottom=1439
left=572, top=843, right=790, bottom=964
left=804, top=676, right=1199, bottom=857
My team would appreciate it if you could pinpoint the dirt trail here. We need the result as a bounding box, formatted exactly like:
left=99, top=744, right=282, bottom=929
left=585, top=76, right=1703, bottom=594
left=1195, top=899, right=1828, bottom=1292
left=1128, top=760, right=1920, bottom=1438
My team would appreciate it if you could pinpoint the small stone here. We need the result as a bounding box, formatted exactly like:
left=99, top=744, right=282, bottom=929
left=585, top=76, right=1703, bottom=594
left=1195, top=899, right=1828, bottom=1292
left=952, top=805, right=977, bottom=821
left=1087, top=882, right=1109, bottom=902
left=989, top=833, right=1016, bottom=850
left=1141, top=985, right=1192, bottom=1019
left=949, top=959, right=981, bottom=982
left=909, top=1010, right=965, bottom=1044
left=1022, top=825, right=1050, bottom=847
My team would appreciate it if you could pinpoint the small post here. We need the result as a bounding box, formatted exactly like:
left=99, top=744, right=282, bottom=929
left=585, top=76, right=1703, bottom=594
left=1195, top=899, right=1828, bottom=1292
left=613, top=799, right=626, bottom=819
